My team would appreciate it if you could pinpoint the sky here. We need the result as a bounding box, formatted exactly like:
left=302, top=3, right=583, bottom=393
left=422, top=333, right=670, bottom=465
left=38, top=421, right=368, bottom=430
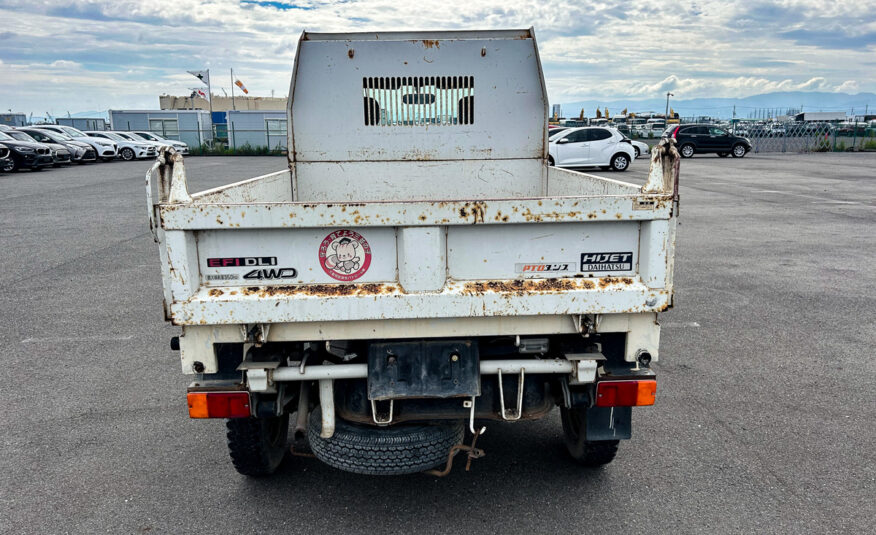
left=1, top=0, right=874, bottom=117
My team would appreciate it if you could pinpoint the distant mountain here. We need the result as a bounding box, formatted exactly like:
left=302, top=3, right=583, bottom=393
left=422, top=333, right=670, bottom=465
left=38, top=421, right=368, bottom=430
left=557, top=91, right=876, bottom=120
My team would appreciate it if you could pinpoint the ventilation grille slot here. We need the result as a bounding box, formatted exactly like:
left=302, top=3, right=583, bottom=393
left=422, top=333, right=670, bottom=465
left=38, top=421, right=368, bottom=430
left=363, top=76, right=474, bottom=126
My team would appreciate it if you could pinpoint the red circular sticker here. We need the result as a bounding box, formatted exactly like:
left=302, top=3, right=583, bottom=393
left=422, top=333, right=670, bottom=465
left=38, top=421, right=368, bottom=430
left=319, top=230, right=372, bottom=281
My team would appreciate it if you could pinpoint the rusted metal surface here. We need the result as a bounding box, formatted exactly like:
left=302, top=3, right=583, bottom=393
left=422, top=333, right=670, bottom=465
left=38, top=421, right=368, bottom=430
left=642, top=138, right=681, bottom=195
left=159, top=195, right=671, bottom=230
left=461, top=278, right=598, bottom=294
left=239, top=282, right=398, bottom=298
left=169, top=278, right=671, bottom=326
left=424, top=432, right=485, bottom=477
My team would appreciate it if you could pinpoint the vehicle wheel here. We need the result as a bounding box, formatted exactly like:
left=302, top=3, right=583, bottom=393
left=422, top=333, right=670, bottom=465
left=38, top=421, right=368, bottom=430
left=609, top=153, right=630, bottom=171
left=731, top=144, right=747, bottom=158
left=226, top=413, right=289, bottom=477
left=548, top=156, right=555, bottom=166
left=2, top=159, right=16, bottom=172
left=120, top=148, right=135, bottom=161
left=633, top=147, right=640, bottom=158
left=308, top=407, right=464, bottom=475
left=717, top=152, right=729, bottom=157
left=560, top=406, right=619, bottom=466
left=679, top=144, right=695, bottom=158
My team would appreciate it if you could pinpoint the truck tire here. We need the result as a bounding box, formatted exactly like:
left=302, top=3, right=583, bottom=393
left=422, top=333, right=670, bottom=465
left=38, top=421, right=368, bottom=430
left=560, top=407, right=619, bottom=466
left=308, top=407, right=464, bottom=475
left=226, top=414, right=289, bottom=477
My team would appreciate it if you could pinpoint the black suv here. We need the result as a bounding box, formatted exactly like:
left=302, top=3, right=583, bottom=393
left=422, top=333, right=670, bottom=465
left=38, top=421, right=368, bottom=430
left=663, top=124, right=751, bottom=158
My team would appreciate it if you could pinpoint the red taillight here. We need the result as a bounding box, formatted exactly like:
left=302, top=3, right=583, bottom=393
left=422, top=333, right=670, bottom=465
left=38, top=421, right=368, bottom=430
left=671, top=126, right=679, bottom=139
left=595, top=380, right=656, bottom=407
left=187, top=392, right=251, bottom=418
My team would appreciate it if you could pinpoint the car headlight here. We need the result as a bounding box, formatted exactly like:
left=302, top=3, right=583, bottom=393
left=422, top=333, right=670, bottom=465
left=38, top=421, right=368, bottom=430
left=14, top=146, right=35, bottom=153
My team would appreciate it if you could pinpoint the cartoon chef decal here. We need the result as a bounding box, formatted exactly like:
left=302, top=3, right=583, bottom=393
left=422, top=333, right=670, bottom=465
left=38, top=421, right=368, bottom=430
left=319, top=229, right=372, bottom=281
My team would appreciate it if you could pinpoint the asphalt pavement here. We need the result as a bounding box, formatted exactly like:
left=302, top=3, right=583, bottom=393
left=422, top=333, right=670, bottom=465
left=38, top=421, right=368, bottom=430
left=1, top=152, right=874, bottom=534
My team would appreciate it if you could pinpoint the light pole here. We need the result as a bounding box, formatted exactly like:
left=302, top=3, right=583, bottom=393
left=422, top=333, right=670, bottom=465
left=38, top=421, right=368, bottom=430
left=665, top=92, right=674, bottom=119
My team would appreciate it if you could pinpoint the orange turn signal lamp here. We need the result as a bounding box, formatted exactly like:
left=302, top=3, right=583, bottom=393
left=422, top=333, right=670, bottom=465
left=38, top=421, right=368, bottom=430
left=595, top=379, right=656, bottom=407
left=187, top=391, right=251, bottom=419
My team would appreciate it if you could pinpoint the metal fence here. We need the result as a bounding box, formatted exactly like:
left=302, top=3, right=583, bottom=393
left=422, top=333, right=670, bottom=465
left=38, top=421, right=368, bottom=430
left=729, top=121, right=875, bottom=153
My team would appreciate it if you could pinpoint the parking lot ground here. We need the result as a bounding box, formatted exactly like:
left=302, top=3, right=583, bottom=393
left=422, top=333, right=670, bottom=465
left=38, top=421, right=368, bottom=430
left=1, top=153, right=874, bottom=534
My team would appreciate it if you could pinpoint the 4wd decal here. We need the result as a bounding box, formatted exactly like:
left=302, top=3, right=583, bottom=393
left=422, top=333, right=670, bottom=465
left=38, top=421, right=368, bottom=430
left=319, top=230, right=372, bottom=282
left=515, top=263, right=572, bottom=273
left=580, top=252, right=633, bottom=272
left=244, top=268, right=298, bottom=280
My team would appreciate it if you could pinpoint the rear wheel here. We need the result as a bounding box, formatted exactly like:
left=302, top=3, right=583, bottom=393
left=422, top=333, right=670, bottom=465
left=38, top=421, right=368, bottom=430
left=226, top=414, right=289, bottom=477
left=633, top=147, right=640, bottom=158
left=731, top=144, right=747, bottom=158
left=609, top=153, right=630, bottom=171
left=560, top=407, right=619, bottom=466
left=308, top=407, right=463, bottom=475
left=680, top=143, right=695, bottom=158
left=548, top=156, right=555, bottom=166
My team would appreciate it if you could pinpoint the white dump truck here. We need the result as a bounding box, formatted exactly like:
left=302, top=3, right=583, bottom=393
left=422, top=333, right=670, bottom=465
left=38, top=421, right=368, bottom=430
left=148, top=29, right=679, bottom=476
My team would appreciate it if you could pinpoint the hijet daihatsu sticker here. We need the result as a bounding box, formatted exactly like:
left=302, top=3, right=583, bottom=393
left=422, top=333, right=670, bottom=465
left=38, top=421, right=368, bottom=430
left=319, top=229, right=372, bottom=281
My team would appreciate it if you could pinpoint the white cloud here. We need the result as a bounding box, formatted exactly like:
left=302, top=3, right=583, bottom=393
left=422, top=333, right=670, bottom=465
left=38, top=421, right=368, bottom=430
left=835, top=80, right=859, bottom=93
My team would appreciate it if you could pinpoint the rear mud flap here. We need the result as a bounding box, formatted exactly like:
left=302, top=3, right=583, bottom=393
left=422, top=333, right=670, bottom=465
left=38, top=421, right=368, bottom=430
left=585, top=406, right=632, bottom=441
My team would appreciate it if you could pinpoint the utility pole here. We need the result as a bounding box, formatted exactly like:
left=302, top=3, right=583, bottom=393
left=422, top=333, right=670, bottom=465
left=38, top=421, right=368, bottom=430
left=231, top=68, right=236, bottom=111
left=665, top=92, right=673, bottom=119
left=206, top=69, right=213, bottom=116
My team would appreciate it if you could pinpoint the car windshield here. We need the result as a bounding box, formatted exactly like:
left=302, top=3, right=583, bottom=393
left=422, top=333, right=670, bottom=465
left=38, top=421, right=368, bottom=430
left=41, top=130, right=72, bottom=141
left=60, top=126, right=86, bottom=137
left=9, top=131, right=38, bottom=142
left=100, top=133, right=127, bottom=141
left=549, top=129, right=571, bottom=141
left=114, top=132, right=135, bottom=140
left=125, top=132, right=148, bottom=141
left=0, top=131, right=14, bottom=141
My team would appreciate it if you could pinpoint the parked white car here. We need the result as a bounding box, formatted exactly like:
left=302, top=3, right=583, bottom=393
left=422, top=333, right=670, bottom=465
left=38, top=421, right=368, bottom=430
left=84, top=131, right=156, bottom=161
left=629, top=139, right=649, bottom=158
left=131, top=131, right=189, bottom=154
left=548, top=126, right=636, bottom=171
left=35, top=125, right=118, bottom=161
left=113, top=132, right=167, bottom=153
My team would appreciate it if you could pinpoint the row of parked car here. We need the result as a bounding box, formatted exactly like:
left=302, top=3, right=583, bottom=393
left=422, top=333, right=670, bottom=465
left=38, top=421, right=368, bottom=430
left=546, top=123, right=753, bottom=168
left=0, top=124, right=189, bottom=173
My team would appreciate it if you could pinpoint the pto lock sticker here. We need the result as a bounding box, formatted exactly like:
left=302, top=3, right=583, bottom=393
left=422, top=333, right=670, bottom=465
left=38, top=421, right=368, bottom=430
left=515, top=263, right=572, bottom=273
left=319, top=230, right=372, bottom=282
left=580, top=252, right=633, bottom=272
